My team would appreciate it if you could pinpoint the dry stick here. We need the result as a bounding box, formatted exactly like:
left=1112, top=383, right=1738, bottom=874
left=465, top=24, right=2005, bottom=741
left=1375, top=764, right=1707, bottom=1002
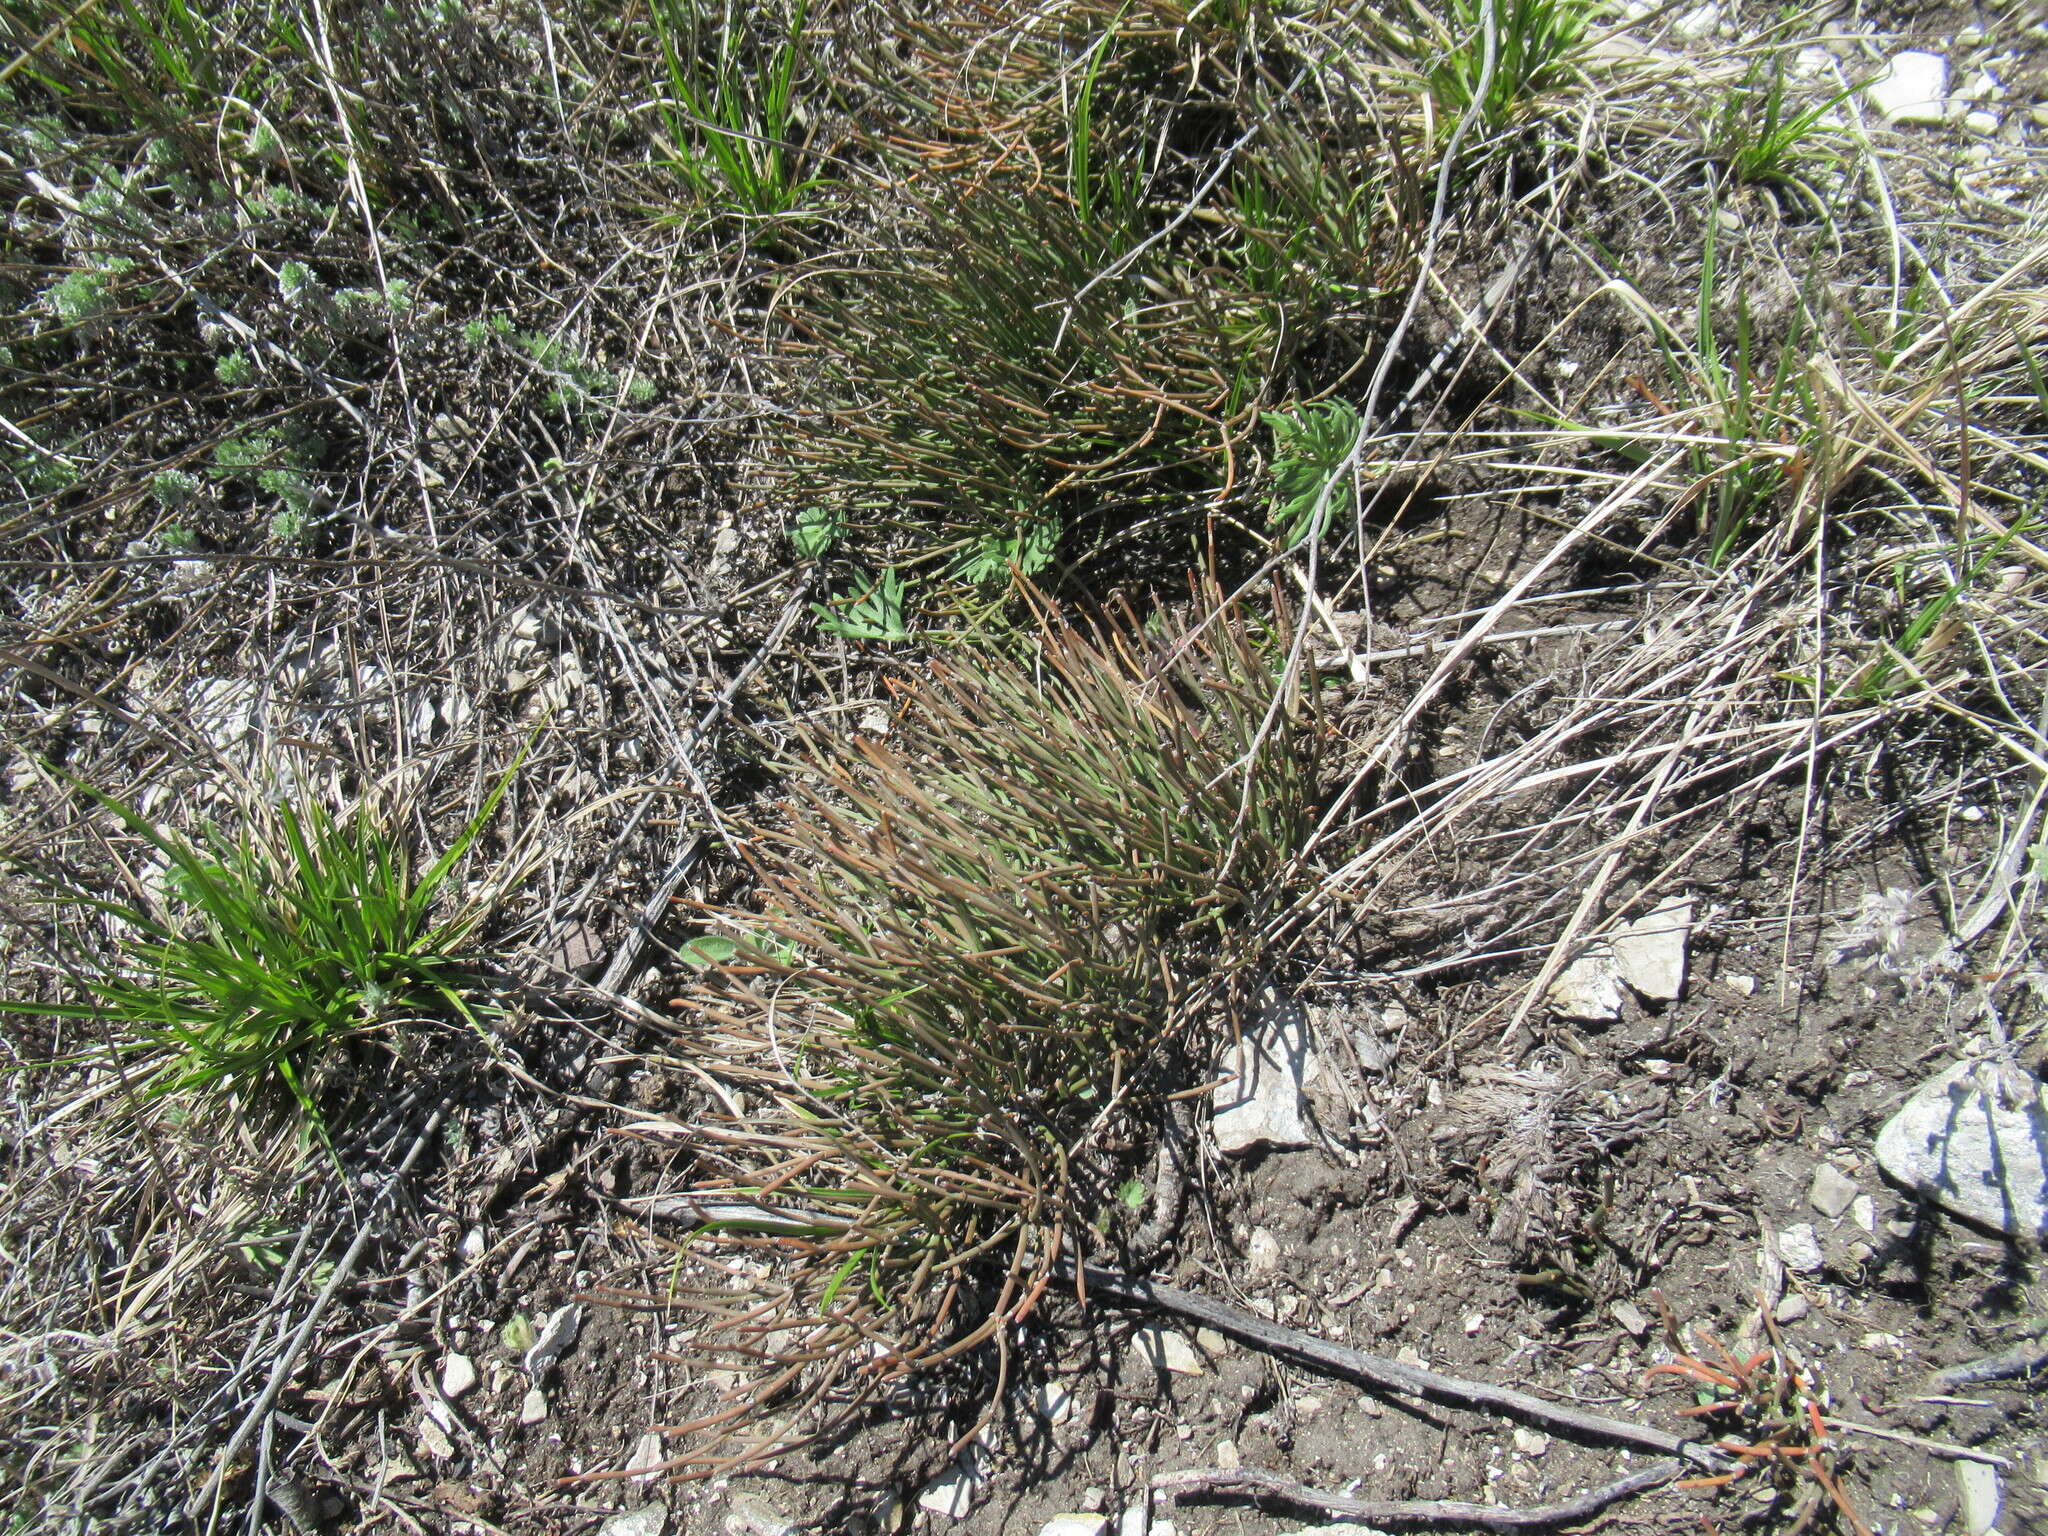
left=1927, top=1342, right=2048, bottom=1393
left=1150, top=1461, right=1686, bottom=1532
left=1069, top=1264, right=1715, bottom=1470
left=190, top=1108, right=446, bottom=1531
left=1822, top=1418, right=2013, bottom=1469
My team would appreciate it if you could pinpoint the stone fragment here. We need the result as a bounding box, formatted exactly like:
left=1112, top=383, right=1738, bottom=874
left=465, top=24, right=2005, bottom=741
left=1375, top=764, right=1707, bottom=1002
left=1869, top=51, right=1950, bottom=125
left=1548, top=945, right=1625, bottom=1022
left=918, top=1449, right=988, bottom=1519
left=1673, top=3, right=1719, bottom=39
left=1964, top=109, right=2001, bottom=135
left=1874, top=1059, right=2048, bottom=1238
left=625, top=1430, right=665, bottom=1482
left=519, top=1387, right=549, bottom=1426
left=1118, top=1504, right=1149, bottom=1536
left=1039, top=1519, right=1108, bottom=1536
left=1778, top=1223, right=1825, bottom=1274
left=440, top=1352, right=478, bottom=1400
left=1213, top=1438, right=1240, bottom=1469
left=416, top=1417, right=455, bottom=1461
left=1612, top=897, right=1693, bottom=1000
left=726, top=1496, right=796, bottom=1536
left=1773, top=1294, right=1810, bottom=1324
left=1248, top=1228, right=1281, bottom=1273
left=1027, top=1381, right=1076, bottom=1426
left=1956, top=1461, right=2001, bottom=1536
left=1213, top=989, right=1317, bottom=1153
left=1850, top=1194, right=1877, bottom=1233
left=459, top=1226, right=485, bottom=1263
left=1808, top=1164, right=1859, bottom=1220
left=525, top=1302, right=583, bottom=1377
left=1610, top=1300, right=1649, bottom=1337
left=1130, top=1326, right=1204, bottom=1376
left=598, top=1509, right=668, bottom=1536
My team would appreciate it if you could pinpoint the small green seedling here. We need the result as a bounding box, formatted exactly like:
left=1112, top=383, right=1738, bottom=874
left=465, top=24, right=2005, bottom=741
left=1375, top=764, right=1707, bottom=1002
left=1266, top=397, right=1363, bottom=546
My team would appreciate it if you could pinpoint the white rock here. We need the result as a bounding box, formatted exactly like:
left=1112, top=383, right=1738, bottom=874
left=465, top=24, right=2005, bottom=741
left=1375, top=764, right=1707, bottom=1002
left=1956, top=1461, right=2001, bottom=1536
left=1027, top=1380, right=1076, bottom=1426
left=1548, top=944, right=1626, bottom=1021
left=1793, top=45, right=1834, bottom=77
left=1726, top=973, right=1757, bottom=997
left=1868, top=51, right=1951, bottom=125
left=1213, top=1438, right=1240, bottom=1469
left=1039, top=1520, right=1108, bottom=1536
left=1248, top=1228, right=1282, bottom=1273
left=1512, top=1427, right=1550, bottom=1457
left=1773, top=1293, right=1810, bottom=1324
left=188, top=677, right=259, bottom=751
left=625, top=1430, right=666, bottom=1482
left=726, top=1495, right=796, bottom=1536
left=1130, top=1326, right=1204, bottom=1376
left=1850, top=1194, right=1878, bottom=1233
left=1965, top=109, right=2000, bottom=135
left=1610, top=1300, right=1650, bottom=1336
left=1118, top=1504, right=1148, bottom=1536
left=599, top=1509, right=668, bottom=1536
left=1212, top=988, right=1316, bottom=1153
left=440, top=1352, right=478, bottom=1399
left=1778, top=1223, right=1825, bottom=1274
left=918, top=1450, right=988, bottom=1519
left=1875, top=1059, right=2048, bottom=1237
left=525, top=1302, right=583, bottom=1377
left=1808, top=1164, right=1859, bottom=1220
left=416, top=1417, right=455, bottom=1461
left=1673, top=3, right=1719, bottom=39
left=459, top=1226, right=485, bottom=1262
left=519, top=1386, right=549, bottom=1425
left=1613, top=897, right=1693, bottom=1001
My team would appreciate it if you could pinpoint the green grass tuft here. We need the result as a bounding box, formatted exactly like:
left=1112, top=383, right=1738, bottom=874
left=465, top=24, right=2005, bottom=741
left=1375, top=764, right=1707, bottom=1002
left=3, top=767, right=522, bottom=1130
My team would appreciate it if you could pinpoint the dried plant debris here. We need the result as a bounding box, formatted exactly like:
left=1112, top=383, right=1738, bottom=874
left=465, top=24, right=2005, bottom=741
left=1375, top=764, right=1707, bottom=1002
left=1432, top=1063, right=1658, bottom=1254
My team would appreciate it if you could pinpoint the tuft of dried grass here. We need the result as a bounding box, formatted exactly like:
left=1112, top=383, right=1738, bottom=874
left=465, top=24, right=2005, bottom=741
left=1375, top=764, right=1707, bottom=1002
left=642, top=587, right=1319, bottom=1460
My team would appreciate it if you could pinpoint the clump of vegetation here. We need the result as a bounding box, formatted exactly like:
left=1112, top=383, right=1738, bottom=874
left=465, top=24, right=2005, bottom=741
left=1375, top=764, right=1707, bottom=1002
left=1702, top=46, right=1854, bottom=196
left=647, top=0, right=829, bottom=223
left=670, top=592, right=1319, bottom=1414
left=3, top=773, right=519, bottom=1130
left=1418, top=0, right=1592, bottom=138
left=774, top=6, right=1414, bottom=621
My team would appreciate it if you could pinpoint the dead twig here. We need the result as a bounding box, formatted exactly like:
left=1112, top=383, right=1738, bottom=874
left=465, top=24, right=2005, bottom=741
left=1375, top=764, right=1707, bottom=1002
left=188, top=1107, right=447, bottom=1531
left=1151, top=1460, right=1686, bottom=1530
left=1067, top=1264, right=1717, bottom=1470
left=1926, top=1341, right=2048, bottom=1393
